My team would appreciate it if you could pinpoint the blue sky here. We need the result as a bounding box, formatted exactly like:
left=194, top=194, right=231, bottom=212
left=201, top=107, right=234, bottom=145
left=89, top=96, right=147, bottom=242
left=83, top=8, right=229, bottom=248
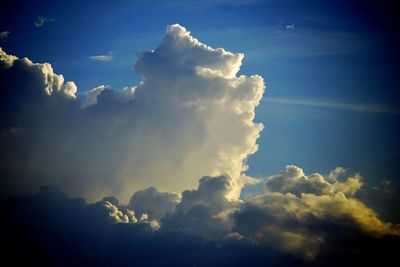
left=1, top=0, right=399, bottom=219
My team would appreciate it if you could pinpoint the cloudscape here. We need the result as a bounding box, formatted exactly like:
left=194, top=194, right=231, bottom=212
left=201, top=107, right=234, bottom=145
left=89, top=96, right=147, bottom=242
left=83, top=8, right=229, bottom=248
left=1, top=1, right=399, bottom=266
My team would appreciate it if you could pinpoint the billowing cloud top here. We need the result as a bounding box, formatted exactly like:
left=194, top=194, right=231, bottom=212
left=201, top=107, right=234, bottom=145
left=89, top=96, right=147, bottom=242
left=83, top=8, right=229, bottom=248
left=0, top=24, right=264, bottom=202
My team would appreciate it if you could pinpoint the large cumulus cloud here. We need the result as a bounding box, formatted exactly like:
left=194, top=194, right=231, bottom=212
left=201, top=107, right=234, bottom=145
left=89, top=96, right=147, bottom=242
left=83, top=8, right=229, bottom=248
left=0, top=24, right=264, bottom=201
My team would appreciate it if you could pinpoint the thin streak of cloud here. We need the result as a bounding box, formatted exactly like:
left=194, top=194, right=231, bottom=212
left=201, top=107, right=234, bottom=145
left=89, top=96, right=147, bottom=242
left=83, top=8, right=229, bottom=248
left=34, top=16, right=55, bottom=27
left=88, top=54, right=113, bottom=62
left=264, top=97, right=400, bottom=115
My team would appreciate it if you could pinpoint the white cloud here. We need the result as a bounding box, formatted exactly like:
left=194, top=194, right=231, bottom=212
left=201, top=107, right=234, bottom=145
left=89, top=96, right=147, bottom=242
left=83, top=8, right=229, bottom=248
left=286, top=24, right=295, bottom=30
left=82, top=85, right=109, bottom=107
left=34, top=16, right=54, bottom=27
left=0, top=24, right=264, bottom=202
left=103, top=200, right=138, bottom=223
left=88, top=54, right=113, bottom=62
left=265, top=165, right=362, bottom=197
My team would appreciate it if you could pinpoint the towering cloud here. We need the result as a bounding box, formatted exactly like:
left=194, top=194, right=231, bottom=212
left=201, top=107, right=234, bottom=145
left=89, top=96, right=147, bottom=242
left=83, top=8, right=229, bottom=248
left=0, top=24, right=264, bottom=202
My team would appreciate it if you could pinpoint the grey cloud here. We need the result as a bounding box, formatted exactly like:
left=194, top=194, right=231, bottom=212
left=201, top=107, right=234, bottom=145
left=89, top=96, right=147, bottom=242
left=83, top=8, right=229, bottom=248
left=0, top=31, right=10, bottom=40
left=129, top=186, right=181, bottom=221
left=2, top=185, right=301, bottom=267
left=2, top=174, right=399, bottom=266
left=162, top=175, right=241, bottom=237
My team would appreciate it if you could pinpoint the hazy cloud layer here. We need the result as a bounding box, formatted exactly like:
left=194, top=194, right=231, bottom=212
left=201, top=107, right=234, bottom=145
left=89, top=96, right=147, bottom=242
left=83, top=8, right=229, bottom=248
left=0, top=24, right=264, bottom=202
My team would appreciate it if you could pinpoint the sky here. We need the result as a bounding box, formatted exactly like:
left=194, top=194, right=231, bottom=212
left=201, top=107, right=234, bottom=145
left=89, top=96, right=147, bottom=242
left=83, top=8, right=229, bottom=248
left=1, top=0, right=400, bottom=266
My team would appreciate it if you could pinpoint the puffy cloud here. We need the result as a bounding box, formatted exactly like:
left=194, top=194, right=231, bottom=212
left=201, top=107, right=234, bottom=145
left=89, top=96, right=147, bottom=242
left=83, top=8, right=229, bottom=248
left=103, top=200, right=138, bottom=223
left=234, top=165, right=400, bottom=259
left=0, top=47, right=77, bottom=98
left=265, top=165, right=362, bottom=197
left=82, top=85, right=109, bottom=107
left=0, top=24, right=264, bottom=202
left=129, top=186, right=181, bottom=221
left=162, top=175, right=241, bottom=237
left=327, top=166, right=346, bottom=182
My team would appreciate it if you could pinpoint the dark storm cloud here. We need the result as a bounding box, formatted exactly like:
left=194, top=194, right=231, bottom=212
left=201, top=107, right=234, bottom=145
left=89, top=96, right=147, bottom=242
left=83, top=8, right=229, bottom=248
left=1, top=186, right=299, bottom=267
left=2, top=176, right=399, bottom=267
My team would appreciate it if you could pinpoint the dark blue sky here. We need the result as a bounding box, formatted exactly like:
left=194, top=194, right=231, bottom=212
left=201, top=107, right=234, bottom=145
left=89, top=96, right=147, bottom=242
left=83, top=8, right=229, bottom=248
left=1, top=0, right=399, bottom=219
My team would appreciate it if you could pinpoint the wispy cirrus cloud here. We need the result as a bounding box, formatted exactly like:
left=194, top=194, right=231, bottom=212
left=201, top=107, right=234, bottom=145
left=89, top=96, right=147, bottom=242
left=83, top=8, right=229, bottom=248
left=264, top=97, right=400, bottom=115
left=88, top=53, right=113, bottom=62
left=0, top=31, right=10, bottom=40
left=34, top=16, right=55, bottom=27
